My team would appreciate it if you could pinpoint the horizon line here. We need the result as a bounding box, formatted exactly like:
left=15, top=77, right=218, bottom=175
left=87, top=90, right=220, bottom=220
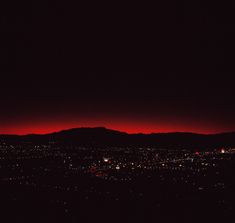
left=0, top=126, right=234, bottom=136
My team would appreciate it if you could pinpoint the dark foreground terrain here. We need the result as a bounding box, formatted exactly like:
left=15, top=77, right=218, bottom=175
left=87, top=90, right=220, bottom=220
left=0, top=140, right=234, bottom=223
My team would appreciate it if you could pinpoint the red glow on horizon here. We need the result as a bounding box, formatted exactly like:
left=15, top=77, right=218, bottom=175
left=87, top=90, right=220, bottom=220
left=0, top=118, right=230, bottom=135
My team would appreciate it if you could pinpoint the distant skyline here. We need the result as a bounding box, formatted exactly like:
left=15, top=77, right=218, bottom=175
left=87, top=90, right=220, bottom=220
left=1, top=118, right=235, bottom=135
left=1, top=72, right=235, bottom=135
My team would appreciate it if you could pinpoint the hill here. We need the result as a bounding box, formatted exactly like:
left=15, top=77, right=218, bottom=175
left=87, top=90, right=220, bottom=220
left=1, top=127, right=235, bottom=150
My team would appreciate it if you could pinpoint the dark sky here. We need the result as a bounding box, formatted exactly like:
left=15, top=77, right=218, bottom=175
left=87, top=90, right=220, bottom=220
left=1, top=2, right=235, bottom=134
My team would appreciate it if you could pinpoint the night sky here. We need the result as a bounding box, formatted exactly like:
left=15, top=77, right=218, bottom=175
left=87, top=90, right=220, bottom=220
left=1, top=2, right=235, bottom=134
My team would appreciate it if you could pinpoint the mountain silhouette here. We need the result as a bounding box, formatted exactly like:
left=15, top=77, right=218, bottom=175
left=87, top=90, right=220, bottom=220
left=1, top=127, right=235, bottom=150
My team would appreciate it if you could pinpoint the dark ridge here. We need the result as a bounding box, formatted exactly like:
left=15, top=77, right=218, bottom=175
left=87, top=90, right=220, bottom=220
left=1, top=127, right=235, bottom=150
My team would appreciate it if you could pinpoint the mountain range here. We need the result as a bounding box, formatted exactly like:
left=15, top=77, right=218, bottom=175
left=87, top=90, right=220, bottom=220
left=1, top=127, right=235, bottom=150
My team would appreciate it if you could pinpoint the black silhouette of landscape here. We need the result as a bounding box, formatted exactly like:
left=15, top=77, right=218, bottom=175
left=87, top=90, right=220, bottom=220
left=0, top=127, right=234, bottom=222
left=2, top=127, right=235, bottom=149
